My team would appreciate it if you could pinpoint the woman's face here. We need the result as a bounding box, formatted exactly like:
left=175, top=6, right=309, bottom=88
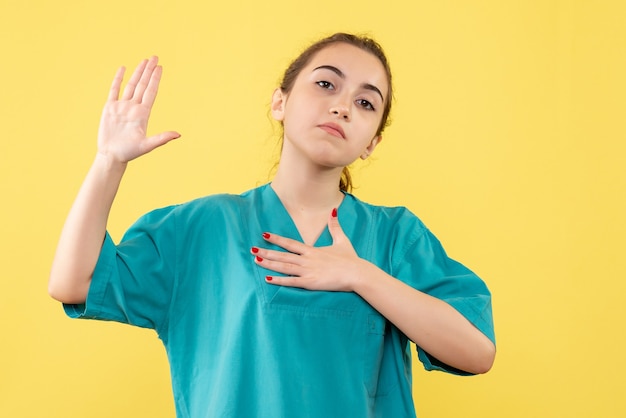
left=272, top=42, right=389, bottom=169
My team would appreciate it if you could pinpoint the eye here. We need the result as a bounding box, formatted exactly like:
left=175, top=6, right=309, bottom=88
left=357, top=99, right=375, bottom=111
left=316, top=80, right=334, bottom=90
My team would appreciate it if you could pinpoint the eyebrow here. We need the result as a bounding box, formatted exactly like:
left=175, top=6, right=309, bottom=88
left=313, top=65, right=384, bottom=103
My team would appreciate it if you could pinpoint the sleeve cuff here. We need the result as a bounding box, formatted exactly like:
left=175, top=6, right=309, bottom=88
left=62, top=232, right=117, bottom=320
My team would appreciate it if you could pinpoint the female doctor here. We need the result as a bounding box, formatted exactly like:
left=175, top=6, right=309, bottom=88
left=49, top=33, right=495, bottom=417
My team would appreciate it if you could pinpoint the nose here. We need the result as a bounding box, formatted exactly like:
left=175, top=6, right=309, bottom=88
left=329, top=103, right=350, bottom=120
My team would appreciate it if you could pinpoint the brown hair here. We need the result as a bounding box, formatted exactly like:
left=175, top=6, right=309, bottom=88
left=277, top=33, right=393, bottom=192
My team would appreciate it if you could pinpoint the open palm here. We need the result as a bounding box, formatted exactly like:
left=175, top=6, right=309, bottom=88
left=97, top=56, right=179, bottom=163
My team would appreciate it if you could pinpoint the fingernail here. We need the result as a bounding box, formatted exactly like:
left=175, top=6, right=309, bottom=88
left=332, top=208, right=338, bottom=218
left=256, top=256, right=263, bottom=262
left=251, top=247, right=259, bottom=254
left=266, top=276, right=273, bottom=281
left=262, top=233, right=270, bottom=239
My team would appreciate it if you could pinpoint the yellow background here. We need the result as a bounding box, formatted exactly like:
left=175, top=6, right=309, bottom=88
left=1, top=1, right=624, bottom=417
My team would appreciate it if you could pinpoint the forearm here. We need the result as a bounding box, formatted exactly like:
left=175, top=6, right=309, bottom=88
left=48, top=153, right=126, bottom=304
left=352, top=260, right=495, bottom=374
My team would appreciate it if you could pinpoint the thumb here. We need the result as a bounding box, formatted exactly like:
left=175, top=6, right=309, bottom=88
left=143, top=131, right=181, bottom=153
left=328, top=208, right=347, bottom=245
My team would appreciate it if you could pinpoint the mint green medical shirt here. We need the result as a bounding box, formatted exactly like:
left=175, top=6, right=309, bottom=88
left=64, top=184, right=495, bottom=418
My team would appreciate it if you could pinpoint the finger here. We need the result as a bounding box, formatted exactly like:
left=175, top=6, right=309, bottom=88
left=254, top=256, right=302, bottom=277
left=132, top=56, right=159, bottom=102
left=265, top=275, right=304, bottom=288
left=141, top=65, right=162, bottom=107
left=120, top=58, right=148, bottom=101
left=251, top=247, right=301, bottom=265
left=107, top=66, right=125, bottom=102
left=262, top=232, right=308, bottom=254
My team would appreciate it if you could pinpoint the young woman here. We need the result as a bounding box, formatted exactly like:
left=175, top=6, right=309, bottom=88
left=49, top=33, right=495, bottom=417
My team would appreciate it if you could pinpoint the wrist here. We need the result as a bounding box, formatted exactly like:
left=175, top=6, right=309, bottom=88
left=348, top=257, right=378, bottom=293
left=94, top=152, right=127, bottom=175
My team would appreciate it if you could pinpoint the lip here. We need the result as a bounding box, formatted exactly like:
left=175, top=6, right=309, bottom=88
left=318, top=123, right=345, bottom=139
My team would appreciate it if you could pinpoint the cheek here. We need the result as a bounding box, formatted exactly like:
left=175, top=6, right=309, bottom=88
left=354, top=113, right=382, bottom=136
left=281, top=110, right=308, bottom=141
left=283, top=97, right=316, bottom=128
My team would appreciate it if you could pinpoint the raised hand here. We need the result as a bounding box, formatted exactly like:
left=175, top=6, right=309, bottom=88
left=252, top=209, right=365, bottom=292
left=97, top=56, right=180, bottom=163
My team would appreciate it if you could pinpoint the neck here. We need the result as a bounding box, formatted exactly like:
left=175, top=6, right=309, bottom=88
left=271, top=158, right=345, bottom=213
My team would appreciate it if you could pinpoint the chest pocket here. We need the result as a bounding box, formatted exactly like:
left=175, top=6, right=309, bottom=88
left=262, top=284, right=400, bottom=398
left=363, top=313, right=401, bottom=397
left=265, top=286, right=363, bottom=316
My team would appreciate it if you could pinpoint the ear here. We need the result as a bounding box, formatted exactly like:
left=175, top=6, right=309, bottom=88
left=360, top=135, right=383, bottom=160
left=271, top=88, right=286, bottom=121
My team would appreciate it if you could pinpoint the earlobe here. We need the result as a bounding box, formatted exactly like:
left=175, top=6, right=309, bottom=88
left=271, top=88, right=286, bottom=121
left=361, top=135, right=382, bottom=160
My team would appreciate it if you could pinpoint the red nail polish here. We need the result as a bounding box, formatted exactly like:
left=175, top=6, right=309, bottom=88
left=266, top=276, right=273, bottom=281
left=262, top=233, right=270, bottom=239
left=256, top=256, right=263, bottom=262
left=251, top=247, right=259, bottom=254
left=332, top=208, right=338, bottom=218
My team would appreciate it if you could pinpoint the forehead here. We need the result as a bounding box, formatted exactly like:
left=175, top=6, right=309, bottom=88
left=305, top=43, right=389, bottom=97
